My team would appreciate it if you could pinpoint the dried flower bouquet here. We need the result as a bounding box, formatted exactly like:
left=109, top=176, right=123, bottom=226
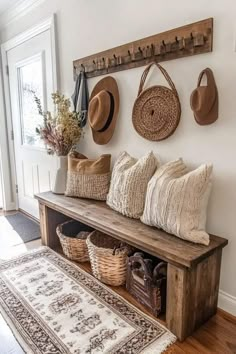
left=34, top=92, right=82, bottom=156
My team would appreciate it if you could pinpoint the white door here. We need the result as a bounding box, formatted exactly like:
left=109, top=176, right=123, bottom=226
left=6, top=23, right=58, bottom=219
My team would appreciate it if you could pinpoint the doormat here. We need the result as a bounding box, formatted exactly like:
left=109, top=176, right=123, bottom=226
left=0, top=212, right=40, bottom=247
left=0, top=247, right=176, bottom=354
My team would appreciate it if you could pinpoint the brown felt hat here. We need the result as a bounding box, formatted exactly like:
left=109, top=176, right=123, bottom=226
left=88, top=76, right=119, bottom=145
left=190, top=68, right=218, bottom=125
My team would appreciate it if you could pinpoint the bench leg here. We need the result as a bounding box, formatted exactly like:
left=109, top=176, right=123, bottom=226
left=166, top=249, right=222, bottom=341
left=39, top=203, right=70, bottom=249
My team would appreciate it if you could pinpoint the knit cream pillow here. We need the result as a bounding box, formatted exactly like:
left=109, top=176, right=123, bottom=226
left=107, top=151, right=158, bottom=218
left=141, top=159, right=213, bottom=245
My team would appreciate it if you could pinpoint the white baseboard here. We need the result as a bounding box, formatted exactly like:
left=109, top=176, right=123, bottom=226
left=218, top=290, right=236, bottom=316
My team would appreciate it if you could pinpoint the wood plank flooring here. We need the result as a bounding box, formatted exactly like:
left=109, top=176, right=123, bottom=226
left=79, top=262, right=236, bottom=354
left=0, top=235, right=236, bottom=353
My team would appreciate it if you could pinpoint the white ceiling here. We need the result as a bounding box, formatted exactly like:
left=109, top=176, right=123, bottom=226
left=0, top=0, right=20, bottom=15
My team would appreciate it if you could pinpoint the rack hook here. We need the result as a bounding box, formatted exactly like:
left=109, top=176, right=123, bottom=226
left=138, top=47, right=143, bottom=53
left=128, top=50, right=131, bottom=56
left=113, top=54, right=117, bottom=59
left=80, top=64, right=85, bottom=72
left=162, top=40, right=166, bottom=47
left=175, top=36, right=179, bottom=43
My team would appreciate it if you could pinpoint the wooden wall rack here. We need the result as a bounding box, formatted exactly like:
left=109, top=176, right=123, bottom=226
left=73, top=18, right=213, bottom=79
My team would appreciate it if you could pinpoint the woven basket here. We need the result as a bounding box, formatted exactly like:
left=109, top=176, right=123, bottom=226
left=86, top=231, right=131, bottom=286
left=56, top=220, right=93, bottom=262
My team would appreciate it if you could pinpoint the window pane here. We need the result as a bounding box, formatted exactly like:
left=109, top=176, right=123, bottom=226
left=19, top=58, right=45, bottom=148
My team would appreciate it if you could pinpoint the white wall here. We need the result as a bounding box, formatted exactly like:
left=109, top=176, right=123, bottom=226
left=1, top=0, right=236, bottom=313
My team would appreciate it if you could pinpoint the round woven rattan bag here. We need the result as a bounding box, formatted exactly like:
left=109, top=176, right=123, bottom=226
left=132, top=62, right=181, bottom=141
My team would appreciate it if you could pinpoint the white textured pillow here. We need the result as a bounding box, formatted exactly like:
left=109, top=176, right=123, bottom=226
left=141, top=159, right=213, bottom=245
left=107, top=151, right=158, bottom=218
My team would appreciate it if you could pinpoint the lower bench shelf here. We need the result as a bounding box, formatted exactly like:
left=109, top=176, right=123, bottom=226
left=35, top=191, right=228, bottom=341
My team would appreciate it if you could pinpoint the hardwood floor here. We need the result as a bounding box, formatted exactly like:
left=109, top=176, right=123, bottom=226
left=0, top=237, right=236, bottom=353
left=79, top=262, right=236, bottom=354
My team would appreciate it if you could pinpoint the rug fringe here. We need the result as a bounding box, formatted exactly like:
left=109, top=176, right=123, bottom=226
left=141, top=331, right=177, bottom=353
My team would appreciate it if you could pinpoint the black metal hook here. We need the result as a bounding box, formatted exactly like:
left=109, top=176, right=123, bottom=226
left=113, top=54, right=117, bottom=59
left=128, top=50, right=131, bottom=56
left=80, top=64, right=85, bottom=72
left=162, top=40, right=166, bottom=47
left=175, top=36, right=179, bottom=43
left=190, top=32, right=194, bottom=40
left=138, top=47, right=143, bottom=54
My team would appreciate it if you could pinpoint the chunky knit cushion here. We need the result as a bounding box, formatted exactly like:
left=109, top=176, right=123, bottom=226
left=107, top=151, right=158, bottom=218
left=141, top=159, right=213, bottom=245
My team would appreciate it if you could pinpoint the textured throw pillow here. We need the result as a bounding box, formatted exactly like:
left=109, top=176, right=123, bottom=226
left=65, top=152, right=111, bottom=200
left=141, top=159, right=213, bottom=245
left=107, top=151, right=158, bottom=218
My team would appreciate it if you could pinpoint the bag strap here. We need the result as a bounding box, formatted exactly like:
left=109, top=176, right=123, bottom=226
left=137, top=62, right=178, bottom=97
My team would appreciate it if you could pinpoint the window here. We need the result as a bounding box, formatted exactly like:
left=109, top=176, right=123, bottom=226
left=17, top=54, right=45, bottom=148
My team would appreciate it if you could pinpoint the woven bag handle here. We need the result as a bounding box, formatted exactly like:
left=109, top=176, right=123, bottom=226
left=137, top=62, right=178, bottom=97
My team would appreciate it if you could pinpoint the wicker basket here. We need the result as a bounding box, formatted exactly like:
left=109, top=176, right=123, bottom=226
left=56, top=220, right=93, bottom=262
left=86, top=231, right=131, bottom=286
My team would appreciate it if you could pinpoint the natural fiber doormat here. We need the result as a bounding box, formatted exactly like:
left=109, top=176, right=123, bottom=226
left=0, top=247, right=176, bottom=354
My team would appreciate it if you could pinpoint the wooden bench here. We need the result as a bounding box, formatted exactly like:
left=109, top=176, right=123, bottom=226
left=35, top=191, right=228, bottom=341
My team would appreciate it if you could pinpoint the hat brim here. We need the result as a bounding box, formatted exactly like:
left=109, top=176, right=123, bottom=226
left=194, top=90, right=218, bottom=125
left=89, top=76, right=119, bottom=145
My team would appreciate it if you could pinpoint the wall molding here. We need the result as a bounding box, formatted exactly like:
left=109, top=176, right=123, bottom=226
left=0, top=0, right=46, bottom=30
left=218, top=290, right=236, bottom=316
left=1, top=15, right=55, bottom=52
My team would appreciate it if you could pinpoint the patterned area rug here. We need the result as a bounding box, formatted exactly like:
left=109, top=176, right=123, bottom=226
left=0, top=247, right=176, bottom=354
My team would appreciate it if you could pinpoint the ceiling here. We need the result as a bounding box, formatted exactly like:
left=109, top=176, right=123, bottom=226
left=0, top=0, right=20, bottom=15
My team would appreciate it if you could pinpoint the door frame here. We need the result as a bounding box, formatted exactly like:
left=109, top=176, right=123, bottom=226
left=0, top=14, right=58, bottom=211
